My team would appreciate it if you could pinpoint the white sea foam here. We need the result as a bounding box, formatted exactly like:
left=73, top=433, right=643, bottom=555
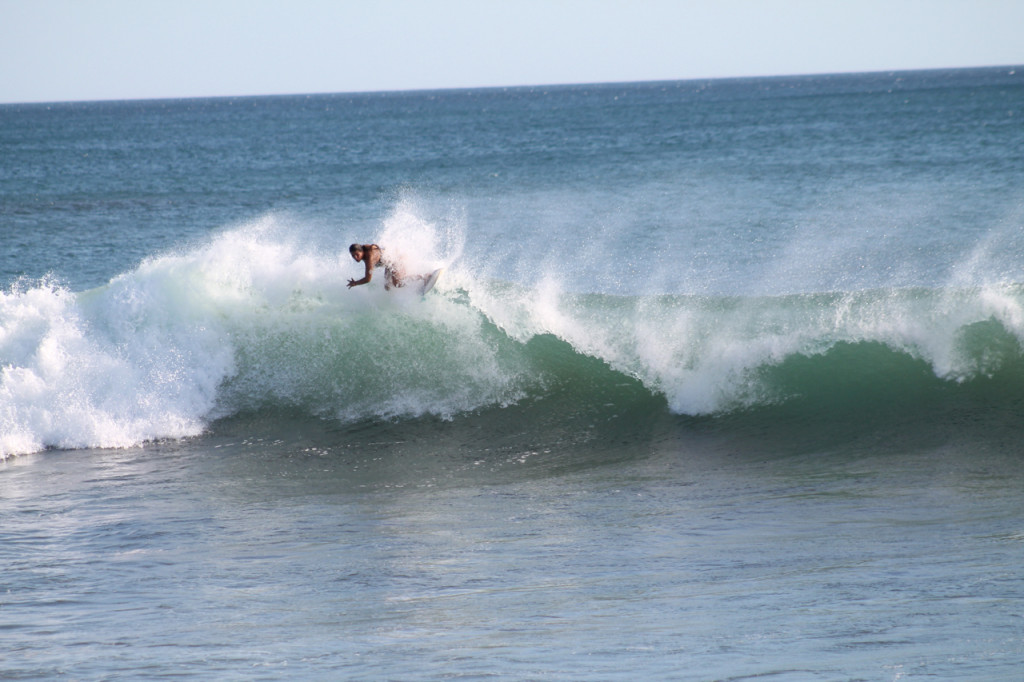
left=0, top=276, right=225, bottom=457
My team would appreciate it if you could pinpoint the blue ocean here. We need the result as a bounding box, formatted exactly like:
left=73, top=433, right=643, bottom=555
left=3, top=67, right=1024, bottom=679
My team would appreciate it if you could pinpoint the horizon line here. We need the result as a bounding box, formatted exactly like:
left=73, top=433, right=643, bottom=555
left=3, top=63, right=1020, bottom=107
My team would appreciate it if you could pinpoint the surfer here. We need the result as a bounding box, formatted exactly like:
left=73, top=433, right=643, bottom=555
left=347, top=243, right=426, bottom=291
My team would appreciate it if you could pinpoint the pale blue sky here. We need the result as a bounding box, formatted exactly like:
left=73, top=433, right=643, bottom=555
left=2, top=0, right=1023, bottom=103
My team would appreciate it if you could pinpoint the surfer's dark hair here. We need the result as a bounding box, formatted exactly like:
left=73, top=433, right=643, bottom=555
left=349, top=244, right=363, bottom=254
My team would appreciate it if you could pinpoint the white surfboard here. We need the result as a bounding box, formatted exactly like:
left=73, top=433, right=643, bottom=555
left=420, top=268, right=443, bottom=295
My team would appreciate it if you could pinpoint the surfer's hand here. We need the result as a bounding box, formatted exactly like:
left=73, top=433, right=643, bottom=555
left=347, top=278, right=357, bottom=288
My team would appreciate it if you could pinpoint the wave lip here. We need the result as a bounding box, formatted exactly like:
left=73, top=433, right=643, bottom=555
left=467, top=280, right=1024, bottom=416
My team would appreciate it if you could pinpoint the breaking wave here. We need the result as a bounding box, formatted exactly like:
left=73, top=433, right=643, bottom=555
left=4, top=212, right=1024, bottom=458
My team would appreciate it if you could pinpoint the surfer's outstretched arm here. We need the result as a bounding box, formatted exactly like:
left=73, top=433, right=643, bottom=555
left=347, top=259, right=374, bottom=288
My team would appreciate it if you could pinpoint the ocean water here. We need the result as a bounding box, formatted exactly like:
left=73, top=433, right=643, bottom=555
left=2, top=67, right=1024, bottom=679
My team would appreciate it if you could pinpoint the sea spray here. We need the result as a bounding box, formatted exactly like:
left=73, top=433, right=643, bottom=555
left=375, top=195, right=464, bottom=278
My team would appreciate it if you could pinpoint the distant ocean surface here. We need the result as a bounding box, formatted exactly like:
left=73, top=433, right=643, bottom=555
left=3, top=67, right=1024, bottom=679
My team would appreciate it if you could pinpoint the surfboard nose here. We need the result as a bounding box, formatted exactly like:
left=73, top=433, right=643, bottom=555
left=421, top=268, right=443, bottom=295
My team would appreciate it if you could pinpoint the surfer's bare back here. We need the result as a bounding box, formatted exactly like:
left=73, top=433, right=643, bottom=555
left=347, top=243, right=403, bottom=290
left=347, top=243, right=427, bottom=291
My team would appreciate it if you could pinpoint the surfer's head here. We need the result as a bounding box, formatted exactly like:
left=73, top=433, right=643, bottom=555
left=348, top=244, right=364, bottom=261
